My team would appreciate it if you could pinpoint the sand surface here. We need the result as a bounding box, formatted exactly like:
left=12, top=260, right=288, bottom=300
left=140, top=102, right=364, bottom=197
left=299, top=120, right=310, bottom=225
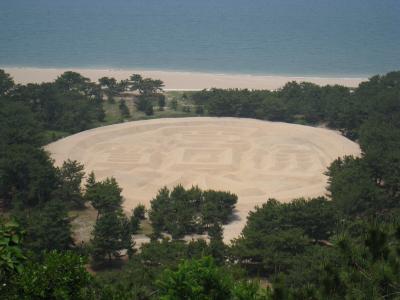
left=46, top=117, right=361, bottom=241
left=4, top=67, right=366, bottom=90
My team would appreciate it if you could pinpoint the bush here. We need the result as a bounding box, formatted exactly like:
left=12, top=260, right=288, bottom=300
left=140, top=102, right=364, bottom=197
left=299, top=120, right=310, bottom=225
left=157, top=257, right=232, bottom=300
left=14, top=251, right=92, bottom=300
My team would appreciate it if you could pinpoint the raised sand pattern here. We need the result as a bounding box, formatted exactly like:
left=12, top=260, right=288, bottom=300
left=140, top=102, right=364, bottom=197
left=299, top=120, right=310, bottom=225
left=46, top=117, right=361, bottom=241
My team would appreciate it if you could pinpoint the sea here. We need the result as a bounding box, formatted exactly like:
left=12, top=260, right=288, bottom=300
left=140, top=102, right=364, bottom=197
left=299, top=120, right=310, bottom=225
left=0, top=0, right=399, bottom=77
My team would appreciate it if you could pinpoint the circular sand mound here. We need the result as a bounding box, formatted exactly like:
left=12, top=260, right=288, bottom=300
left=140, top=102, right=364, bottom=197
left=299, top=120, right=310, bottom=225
left=46, top=117, right=360, bottom=241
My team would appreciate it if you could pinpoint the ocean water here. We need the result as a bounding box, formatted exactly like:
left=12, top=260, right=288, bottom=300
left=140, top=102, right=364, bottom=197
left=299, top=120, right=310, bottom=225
left=0, top=0, right=399, bottom=76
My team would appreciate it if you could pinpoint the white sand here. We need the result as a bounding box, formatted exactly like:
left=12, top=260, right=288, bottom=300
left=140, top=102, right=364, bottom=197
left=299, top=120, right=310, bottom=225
left=46, top=117, right=361, bottom=242
left=4, top=67, right=366, bottom=90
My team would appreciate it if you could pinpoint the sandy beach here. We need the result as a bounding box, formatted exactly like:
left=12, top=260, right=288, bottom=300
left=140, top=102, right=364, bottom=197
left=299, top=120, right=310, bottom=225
left=4, top=67, right=367, bottom=90
left=46, top=117, right=361, bottom=242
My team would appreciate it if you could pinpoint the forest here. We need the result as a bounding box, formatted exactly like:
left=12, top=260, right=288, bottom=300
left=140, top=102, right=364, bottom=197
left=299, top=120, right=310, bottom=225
left=0, top=69, right=399, bottom=299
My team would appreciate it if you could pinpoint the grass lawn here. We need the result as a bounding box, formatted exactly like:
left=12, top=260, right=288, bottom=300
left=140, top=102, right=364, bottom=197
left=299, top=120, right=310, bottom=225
left=98, top=91, right=204, bottom=127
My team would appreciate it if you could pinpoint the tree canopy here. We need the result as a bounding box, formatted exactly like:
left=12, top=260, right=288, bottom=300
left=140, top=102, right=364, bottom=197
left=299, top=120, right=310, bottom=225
left=129, top=74, right=164, bottom=96
left=149, top=185, right=237, bottom=239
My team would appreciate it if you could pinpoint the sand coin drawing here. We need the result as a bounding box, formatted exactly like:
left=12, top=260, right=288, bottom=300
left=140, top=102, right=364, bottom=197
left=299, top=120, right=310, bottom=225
left=47, top=117, right=360, bottom=240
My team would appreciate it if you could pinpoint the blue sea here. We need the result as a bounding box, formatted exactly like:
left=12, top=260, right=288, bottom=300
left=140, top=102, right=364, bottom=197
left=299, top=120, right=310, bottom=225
left=0, top=0, right=399, bottom=76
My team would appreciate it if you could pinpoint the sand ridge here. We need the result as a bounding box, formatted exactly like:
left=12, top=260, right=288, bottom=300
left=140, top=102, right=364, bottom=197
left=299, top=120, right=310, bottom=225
left=4, top=67, right=366, bottom=90
left=46, top=117, right=361, bottom=241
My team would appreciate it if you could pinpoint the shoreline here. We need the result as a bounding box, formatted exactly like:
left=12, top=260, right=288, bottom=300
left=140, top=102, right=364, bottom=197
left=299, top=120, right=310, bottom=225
left=3, top=67, right=368, bottom=90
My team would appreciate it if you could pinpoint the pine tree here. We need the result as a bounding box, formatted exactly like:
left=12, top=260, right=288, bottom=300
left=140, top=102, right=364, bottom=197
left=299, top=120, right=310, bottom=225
left=88, top=177, right=134, bottom=264
left=91, top=211, right=133, bottom=263
left=57, top=159, right=86, bottom=209
left=85, top=171, right=96, bottom=191
left=208, top=222, right=225, bottom=263
left=85, top=177, right=123, bottom=218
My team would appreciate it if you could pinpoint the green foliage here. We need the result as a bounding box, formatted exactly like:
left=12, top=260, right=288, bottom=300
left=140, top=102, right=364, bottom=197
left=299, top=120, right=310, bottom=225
left=241, top=198, right=337, bottom=241
left=231, top=198, right=338, bottom=276
left=129, top=74, right=164, bottom=96
left=99, top=76, right=117, bottom=90
left=157, top=257, right=233, bottom=300
left=0, top=100, right=44, bottom=147
left=280, top=245, right=340, bottom=290
left=85, top=171, right=96, bottom=191
left=21, top=200, right=74, bottom=254
left=130, top=215, right=140, bottom=234
left=157, top=256, right=269, bottom=300
left=0, top=221, right=88, bottom=300
left=91, top=210, right=134, bottom=263
left=191, top=79, right=380, bottom=131
left=91, top=239, right=212, bottom=299
left=0, top=98, right=57, bottom=209
left=55, top=71, right=90, bottom=92
left=208, top=223, right=226, bottom=263
left=86, top=176, right=134, bottom=264
left=133, top=204, right=146, bottom=220
left=317, top=223, right=400, bottom=299
left=8, top=73, right=104, bottom=133
left=135, top=94, right=156, bottom=115
left=232, top=281, right=270, bottom=300
left=140, top=239, right=200, bottom=268
left=232, top=228, right=310, bottom=277
left=0, top=220, right=25, bottom=285
left=170, top=98, right=178, bottom=110
left=90, top=256, right=157, bottom=299
left=359, top=120, right=400, bottom=200
left=202, top=190, right=238, bottom=227
left=182, top=105, right=191, bottom=113
left=85, top=177, right=124, bottom=217
left=158, top=94, right=166, bottom=110
left=195, top=105, right=205, bottom=115
left=145, top=103, right=154, bottom=115
left=118, top=99, right=130, bottom=118
left=134, top=95, right=147, bottom=111
left=279, top=81, right=325, bottom=123
left=149, top=185, right=237, bottom=239
left=56, top=159, right=86, bottom=209
left=322, top=72, right=400, bottom=216
left=262, top=219, right=400, bottom=299
left=0, top=144, right=58, bottom=208
left=326, top=156, right=386, bottom=214
left=99, top=76, right=126, bottom=101
left=192, top=89, right=282, bottom=120
left=130, top=204, right=144, bottom=234
left=13, top=251, right=91, bottom=300
left=0, top=69, right=14, bottom=96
